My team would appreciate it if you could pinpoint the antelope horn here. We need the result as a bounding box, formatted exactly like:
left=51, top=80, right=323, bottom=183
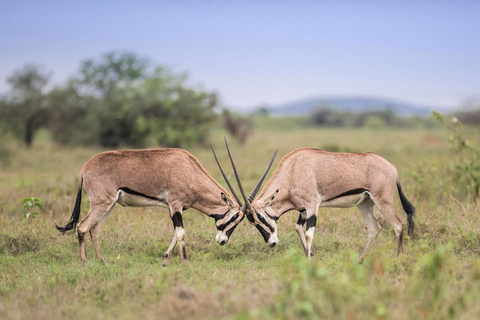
left=247, top=148, right=278, bottom=203
left=223, top=137, right=255, bottom=215
left=211, top=143, right=243, bottom=207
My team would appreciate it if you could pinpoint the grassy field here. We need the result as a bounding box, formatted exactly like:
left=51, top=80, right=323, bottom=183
left=1, top=121, right=480, bottom=319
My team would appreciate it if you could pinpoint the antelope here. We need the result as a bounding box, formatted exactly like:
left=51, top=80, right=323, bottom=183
left=55, top=148, right=274, bottom=265
left=223, top=145, right=415, bottom=263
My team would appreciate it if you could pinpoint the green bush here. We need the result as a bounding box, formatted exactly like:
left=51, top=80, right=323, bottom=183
left=2, top=52, right=218, bottom=148
left=432, top=111, right=480, bottom=200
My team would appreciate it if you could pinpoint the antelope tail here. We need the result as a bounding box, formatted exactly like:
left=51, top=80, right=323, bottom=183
left=55, top=176, right=83, bottom=234
left=396, top=181, right=415, bottom=239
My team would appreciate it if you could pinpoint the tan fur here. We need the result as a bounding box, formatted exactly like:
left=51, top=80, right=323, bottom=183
left=250, top=147, right=411, bottom=262
left=60, top=148, right=242, bottom=265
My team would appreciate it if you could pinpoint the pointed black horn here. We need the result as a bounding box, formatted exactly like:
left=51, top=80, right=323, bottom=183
left=223, top=136, right=255, bottom=215
left=247, top=149, right=278, bottom=203
left=211, top=143, right=243, bottom=207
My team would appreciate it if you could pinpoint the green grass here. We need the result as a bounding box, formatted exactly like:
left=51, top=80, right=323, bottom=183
left=1, top=125, right=480, bottom=319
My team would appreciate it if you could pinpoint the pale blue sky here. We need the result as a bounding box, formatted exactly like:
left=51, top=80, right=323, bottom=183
left=1, top=1, right=479, bottom=109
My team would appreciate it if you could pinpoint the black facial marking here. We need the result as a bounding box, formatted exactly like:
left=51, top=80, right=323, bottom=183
left=257, top=213, right=274, bottom=233
left=216, top=212, right=239, bottom=231
left=265, top=210, right=279, bottom=221
left=225, top=224, right=238, bottom=239
left=296, top=214, right=306, bottom=226
left=246, top=213, right=255, bottom=223
left=255, top=225, right=271, bottom=242
left=172, top=212, right=183, bottom=228
left=118, top=187, right=161, bottom=201
left=210, top=209, right=230, bottom=221
left=306, top=216, right=317, bottom=230
left=324, top=188, right=369, bottom=202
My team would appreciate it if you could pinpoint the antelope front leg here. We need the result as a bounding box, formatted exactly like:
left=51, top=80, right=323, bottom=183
left=304, top=214, right=318, bottom=259
left=172, top=211, right=188, bottom=263
left=162, top=233, right=178, bottom=266
left=294, top=211, right=308, bottom=255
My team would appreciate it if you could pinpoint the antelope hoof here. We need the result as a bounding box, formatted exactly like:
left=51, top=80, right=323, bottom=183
left=162, top=258, right=171, bottom=267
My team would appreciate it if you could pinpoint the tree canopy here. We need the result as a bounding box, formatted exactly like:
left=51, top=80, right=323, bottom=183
left=1, top=52, right=219, bottom=148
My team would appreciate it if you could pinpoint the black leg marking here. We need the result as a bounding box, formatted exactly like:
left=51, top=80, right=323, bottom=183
left=172, top=212, right=183, bottom=228
left=297, top=214, right=306, bottom=226
left=306, top=216, right=317, bottom=230
left=182, top=247, right=187, bottom=260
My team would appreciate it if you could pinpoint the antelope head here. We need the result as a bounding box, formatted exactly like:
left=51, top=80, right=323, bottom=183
left=212, top=190, right=243, bottom=246
left=210, top=142, right=245, bottom=246
left=212, top=137, right=279, bottom=247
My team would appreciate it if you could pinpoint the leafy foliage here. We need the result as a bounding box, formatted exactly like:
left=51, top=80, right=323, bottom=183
left=22, top=197, right=44, bottom=218
left=0, top=64, right=51, bottom=147
left=432, top=110, right=480, bottom=199
left=2, top=52, right=218, bottom=148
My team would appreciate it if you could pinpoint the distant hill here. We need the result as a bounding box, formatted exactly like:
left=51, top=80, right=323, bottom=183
left=248, top=96, right=446, bottom=116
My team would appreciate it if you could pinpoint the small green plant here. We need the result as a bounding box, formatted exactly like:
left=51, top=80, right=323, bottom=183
left=432, top=111, right=480, bottom=200
left=22, top=197, right=44, bottom=218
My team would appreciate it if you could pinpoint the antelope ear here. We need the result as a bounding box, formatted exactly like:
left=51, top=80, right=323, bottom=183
left=264, top=189, right=279, bottom=207
left=221, top=192, right=231, bottom=206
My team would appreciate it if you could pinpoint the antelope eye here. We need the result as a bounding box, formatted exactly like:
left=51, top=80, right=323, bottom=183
left=233, top=213, right=239, bottom=221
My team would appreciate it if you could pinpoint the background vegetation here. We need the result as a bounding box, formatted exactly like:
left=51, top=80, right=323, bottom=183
left=0, top=52, right=219, bottom=148
left=1, top=113, right=480, bottom=319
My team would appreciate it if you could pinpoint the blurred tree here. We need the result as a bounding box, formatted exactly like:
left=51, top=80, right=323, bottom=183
left=222, top=109, right=253, bottom=144
left=254, top=105, right=270, bottom=116
left=1, top=64, right=50, bottom=147
left=74, top=52, right=151, bottom=147
left=455, top=97, right=480, bottom=127
left=149, top=87, right=217, bottom=147
left=353, top=109, right=396, bottom=127
left=46, top=82, right=99, bottom=145
left=311, top=107, right=346, bottom=127
left=46, top=51, right=218, bottom=148
left=78, top=51, right=148, bottom=98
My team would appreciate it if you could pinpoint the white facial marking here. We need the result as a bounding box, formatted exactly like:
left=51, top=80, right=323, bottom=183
left=217, top=232, right=228, bottom=245
left=267, top=233, right=279, bottom=247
